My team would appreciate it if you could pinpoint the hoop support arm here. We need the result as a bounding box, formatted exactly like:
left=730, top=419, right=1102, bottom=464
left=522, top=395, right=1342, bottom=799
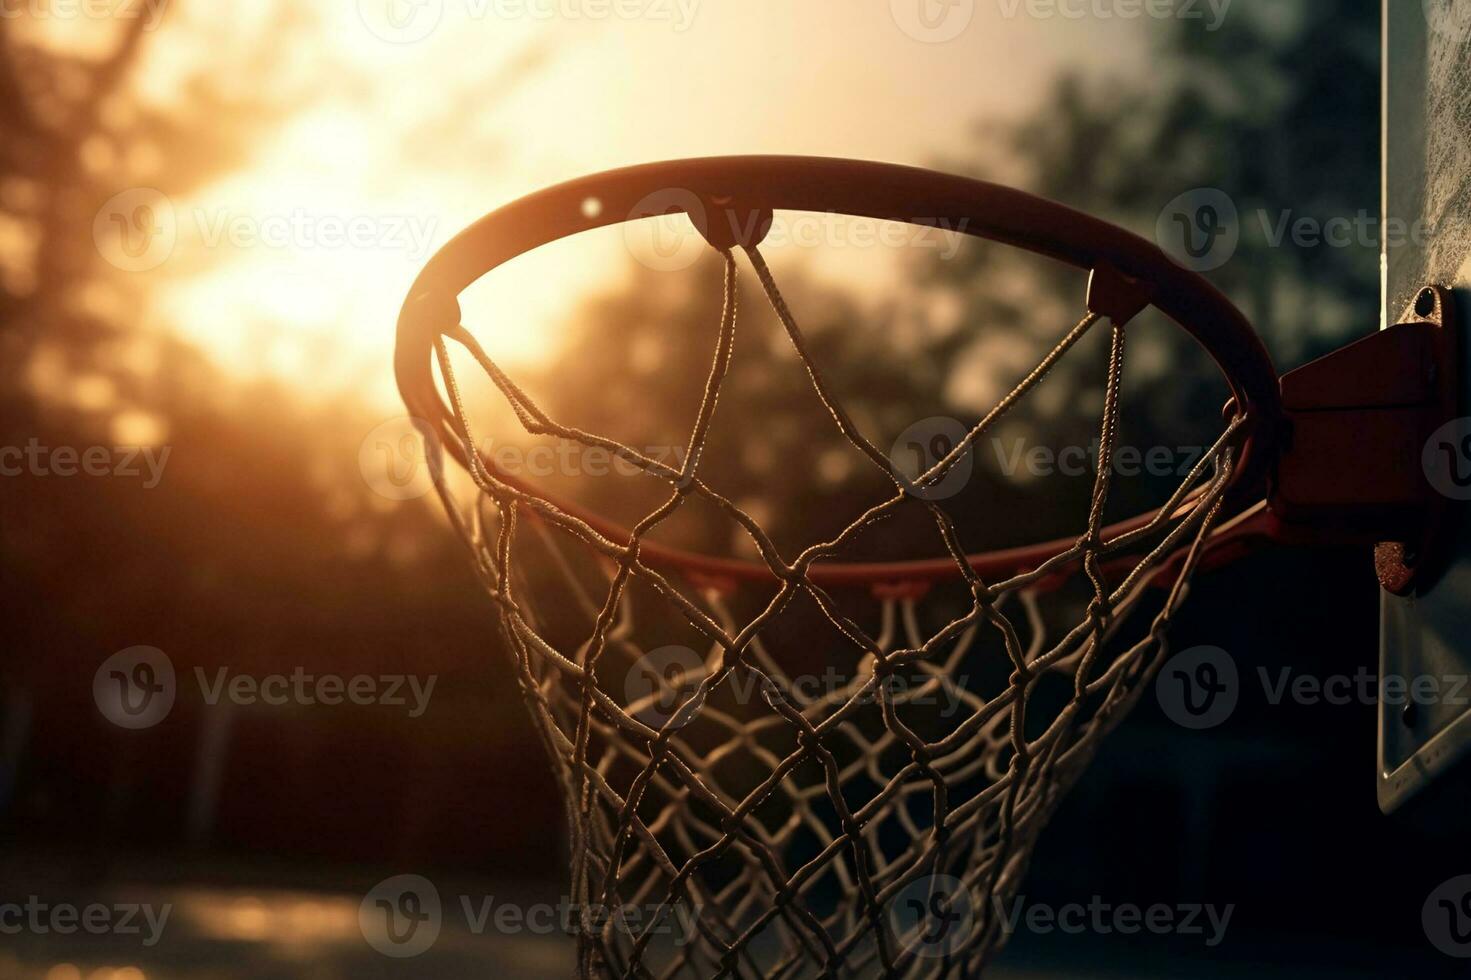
left=1268, top=286, right=1460, bottom=594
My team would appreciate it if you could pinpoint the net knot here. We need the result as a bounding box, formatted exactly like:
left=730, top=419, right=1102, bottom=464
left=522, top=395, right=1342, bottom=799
left=970, top=581, right=999, bottom=607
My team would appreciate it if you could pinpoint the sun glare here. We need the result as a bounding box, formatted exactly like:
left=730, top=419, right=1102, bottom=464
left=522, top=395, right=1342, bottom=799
left=127, top=1, right=1142, bottom=410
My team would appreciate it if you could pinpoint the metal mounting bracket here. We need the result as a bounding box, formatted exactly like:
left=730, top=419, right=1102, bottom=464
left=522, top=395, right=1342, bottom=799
left=1270, top=285, right=1460, bottom=594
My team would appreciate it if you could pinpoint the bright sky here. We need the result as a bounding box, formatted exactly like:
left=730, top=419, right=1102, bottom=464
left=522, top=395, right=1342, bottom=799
left=116, top=0, right=1152, bottom=406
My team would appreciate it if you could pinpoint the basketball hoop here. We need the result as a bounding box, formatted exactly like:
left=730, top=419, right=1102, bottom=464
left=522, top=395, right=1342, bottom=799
left=393, top=158, right=1448, bottom=975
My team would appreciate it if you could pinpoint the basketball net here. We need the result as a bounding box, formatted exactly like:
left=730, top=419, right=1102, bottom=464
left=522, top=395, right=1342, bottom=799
left=423, top=244, right=1241, bottom=977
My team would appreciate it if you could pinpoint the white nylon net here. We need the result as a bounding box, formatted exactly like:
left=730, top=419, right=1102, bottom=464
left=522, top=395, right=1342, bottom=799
left=423, top=245, right=1241, bottom=977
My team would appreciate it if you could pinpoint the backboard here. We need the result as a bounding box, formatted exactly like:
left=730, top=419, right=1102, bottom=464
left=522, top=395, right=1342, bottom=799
left=1379, top=0, right=1471, bottom=812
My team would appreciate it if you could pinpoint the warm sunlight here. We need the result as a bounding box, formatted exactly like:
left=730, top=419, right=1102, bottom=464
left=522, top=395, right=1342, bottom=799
left=112, top=0, right=1143, bottom=408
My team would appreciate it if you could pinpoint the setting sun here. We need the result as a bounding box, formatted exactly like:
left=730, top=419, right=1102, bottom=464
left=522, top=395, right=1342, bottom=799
left=91, top=0, right=1147, bottom=406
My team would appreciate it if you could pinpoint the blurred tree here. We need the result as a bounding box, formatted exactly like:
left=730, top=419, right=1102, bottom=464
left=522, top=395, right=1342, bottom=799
left=925, top=0, right=1378, bottom=412
left=0, top=7, right=315, bottom=394
left=0, top=7, right=565, bottom=870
